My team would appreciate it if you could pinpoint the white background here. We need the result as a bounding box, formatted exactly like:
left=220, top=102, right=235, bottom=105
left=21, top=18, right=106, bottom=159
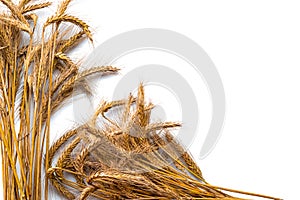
left=2, top=0, right=300, bottom=199
left=70, top=1, right=298, bottom=199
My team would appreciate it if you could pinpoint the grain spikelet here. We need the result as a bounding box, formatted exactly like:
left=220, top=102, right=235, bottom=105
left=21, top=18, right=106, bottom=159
left=21, top=2, right=52, bottom=14
left=0, top=16, right=31, bottom=33
left=44, top=14, right=92, bottom=42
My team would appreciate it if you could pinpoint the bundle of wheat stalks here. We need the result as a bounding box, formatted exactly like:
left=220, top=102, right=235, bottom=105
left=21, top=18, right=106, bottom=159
left=0, top=0, right=281, bottom=199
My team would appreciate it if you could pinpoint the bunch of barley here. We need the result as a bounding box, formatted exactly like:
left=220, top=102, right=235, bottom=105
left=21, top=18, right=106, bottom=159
left=0, top=0, right=281, bottom=199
